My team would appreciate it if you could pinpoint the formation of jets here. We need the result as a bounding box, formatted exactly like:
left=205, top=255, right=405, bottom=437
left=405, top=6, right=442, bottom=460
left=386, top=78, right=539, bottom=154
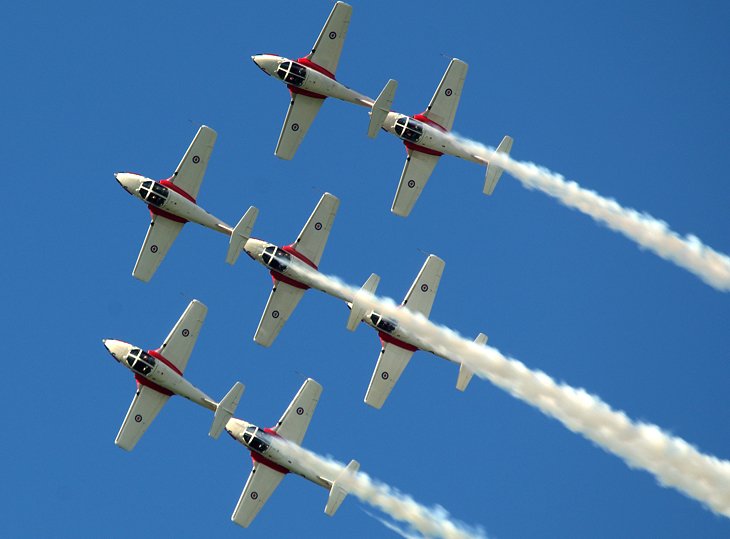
left=105, top=1, right=511, bottom=530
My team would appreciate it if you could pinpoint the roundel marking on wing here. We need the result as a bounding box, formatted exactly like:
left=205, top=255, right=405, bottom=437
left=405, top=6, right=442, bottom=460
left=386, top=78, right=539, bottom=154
left=150, top=245, right=159, bottom=253
left=407, top=179, right=416, bottom=188
left=192, top=155, right=201, bottom=164
left=272, top=310, right=280, bottom=319
left=329, top=31, right=337, bottom=39
left=134, top=414, right=143, bottom=423
left=445, top=88, right=453, bottom=96
left=381, top=371, right=389, bottom=380
left=182, top=328, right=190, bottom=337
left=296, top=406, right=304, bottom=415
left=421, top=284, right=429, bottom=292
left=291, top=123, right=300, bottom=132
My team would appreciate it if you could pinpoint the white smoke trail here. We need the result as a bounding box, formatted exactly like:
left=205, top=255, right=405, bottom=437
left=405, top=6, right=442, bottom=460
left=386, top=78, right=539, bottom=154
left=280, top=439, right=486, bottom=539
left=362, top=509, right=426, bottom=538
left=453, top=134, right=730, bottom=291
left=301, top=267, right=730, bottom=517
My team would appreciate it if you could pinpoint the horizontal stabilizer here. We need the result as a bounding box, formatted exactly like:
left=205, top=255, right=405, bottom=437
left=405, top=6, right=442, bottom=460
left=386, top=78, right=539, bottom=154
left=347, top=274, right=380, bottom=331
left=210, top=382, right=245, bottom=439
left=368, top=79, right=397, bottom=138
left=457, top=333, right=487, bottom=391
left=227, top=207, right=259, bottom=265
left=483, top=135, right=513, bottom=196
left=325, top=459, right=360, bottom=517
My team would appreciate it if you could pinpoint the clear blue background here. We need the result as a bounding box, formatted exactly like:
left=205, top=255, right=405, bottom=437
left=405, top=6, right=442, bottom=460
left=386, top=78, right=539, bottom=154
left=2, top=1, right=728, bottom=537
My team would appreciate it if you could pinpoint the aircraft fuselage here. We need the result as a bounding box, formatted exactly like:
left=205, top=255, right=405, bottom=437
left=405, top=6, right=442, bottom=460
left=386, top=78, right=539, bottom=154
left=252, top=54, right=372, bottom=107
left=115, top=173, right=232, bottom=233
left=243, top=238, right=350, bottom=301
left=382, top=112, right=482, bottom=164
left=103, top=339, right=216, bottom=411
left=360, top=309, right=447, bottom=358
left=226, top=418, right=331, bottom=489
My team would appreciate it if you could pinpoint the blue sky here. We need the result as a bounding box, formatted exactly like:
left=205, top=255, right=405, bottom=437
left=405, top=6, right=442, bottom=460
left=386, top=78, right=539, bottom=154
left=2, top=1, right=729, bottom=537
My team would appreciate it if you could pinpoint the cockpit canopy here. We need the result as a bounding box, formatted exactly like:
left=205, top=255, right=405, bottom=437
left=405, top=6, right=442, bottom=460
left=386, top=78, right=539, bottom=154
left=370, top=312, right=397, bottom=333
left=394, top=115, right=423, bottom=143
left=276, top=61, right=306, bottom=87
left=126, top=348, right=156, bottom=376
left=139, top=180, right=169, bottom=207
left=242, top=425, right=270, bottom=453
left=262, top=245, right=291, bottom=273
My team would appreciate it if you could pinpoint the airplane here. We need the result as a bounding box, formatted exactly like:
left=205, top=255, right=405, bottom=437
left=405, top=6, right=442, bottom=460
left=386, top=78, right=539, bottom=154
left=224, top=378, right=360, bottom=527
left=114, top=125, right=241, bottom=282
left=346, top=254, right=488, bottom=408
left=102, top=299, right=244, bottom=451
left=226, top=192, right=348, bottom=347
left=367, top=59, right=515, bottom=217
left=251, top=1, right=376, bottom=160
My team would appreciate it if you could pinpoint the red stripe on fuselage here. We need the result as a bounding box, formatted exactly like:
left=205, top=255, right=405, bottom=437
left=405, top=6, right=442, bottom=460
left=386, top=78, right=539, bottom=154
left=296, top=57, right=335, bottom=80
left=281, top=245, right=318, bottom=269
left=135, top=374, right=174, bottom=396
left=403, top=140, right=444, bottom=157
left=160, top=179, right=196, bottom=203
left=148, top=349, right=183, bottom=376
left=270, top=271, right=309, bottom=290
left=289, top=86, right=327, bottom=100
left=148, top=205, right=188, bottom=224
left=378, top=331, right=419, bottom=352
left=413, top=113, right=447, bottom=132
left=250, top=452, right=290, bottom=475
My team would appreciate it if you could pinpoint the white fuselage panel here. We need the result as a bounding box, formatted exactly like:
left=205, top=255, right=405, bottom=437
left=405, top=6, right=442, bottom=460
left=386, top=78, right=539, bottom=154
left=117, top=173, right=231, bottom=233
left=226, top=419, right=331, bottom=489
left=382, top=112, right=482, bottom=164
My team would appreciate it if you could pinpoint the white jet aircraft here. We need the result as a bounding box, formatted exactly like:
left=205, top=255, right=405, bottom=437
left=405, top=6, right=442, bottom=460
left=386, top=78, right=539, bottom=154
left=251, top=1, right=376, bottom=160
left=346, top=255, right=488, bottom=408
left=115, top=125, right=241, bottom=282
left=103, top=299, right=244, bottom=451
left=225, top=378, right=359, bottom=527
left=226, top=192, right=348, bottom=347
left=368, top=59, right=514, bottom=217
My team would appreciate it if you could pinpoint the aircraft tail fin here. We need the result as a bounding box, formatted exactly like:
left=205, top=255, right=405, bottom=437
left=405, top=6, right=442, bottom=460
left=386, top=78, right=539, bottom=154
left=210, top=382, right=245, bottom=439
left=457, top=333, right=487, bottom=391
left=324, top=459, right=360, bottom=516
left=226, top=207, right=259, bottom=265
left=368, top=79, right=398, bottom=138
left=483, top=135, right=513, bottom=195
left=346, top=273, right=380, bottom=331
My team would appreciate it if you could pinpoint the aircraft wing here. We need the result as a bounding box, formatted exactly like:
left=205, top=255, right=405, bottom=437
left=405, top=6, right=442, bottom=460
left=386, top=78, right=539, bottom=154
left=423, top=58, right=468, bottom=132
left=306, top=1, right=352, bottom=75
left=274, top=94, right=325, bottom=160
left=253, top=281, right=306, bottom=347
left=132, top=215, right=185, bottom=282
left=401, top=255, right=445, bottom=319
left=291, top=192, right=339, bottom=267
left=115, top=385, right=170, bottom=451
left=391, top=150, right=440, bottom=217
left=170, top=125, right=217, bottom=199
left=273, top=378, right=322, bottom=446
left=156, top=299, right=207, bottom=374
left=364, top=343, right=415, bottom=409
left=231, top=463, right=286, bottom=528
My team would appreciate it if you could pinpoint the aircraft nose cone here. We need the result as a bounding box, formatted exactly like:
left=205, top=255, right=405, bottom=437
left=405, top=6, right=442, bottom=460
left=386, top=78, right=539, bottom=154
left=103, top=339, right=129, bottom=362
left=251, top=54, right=274, bottom=76
left=114, top=172, right=139, bottom=194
